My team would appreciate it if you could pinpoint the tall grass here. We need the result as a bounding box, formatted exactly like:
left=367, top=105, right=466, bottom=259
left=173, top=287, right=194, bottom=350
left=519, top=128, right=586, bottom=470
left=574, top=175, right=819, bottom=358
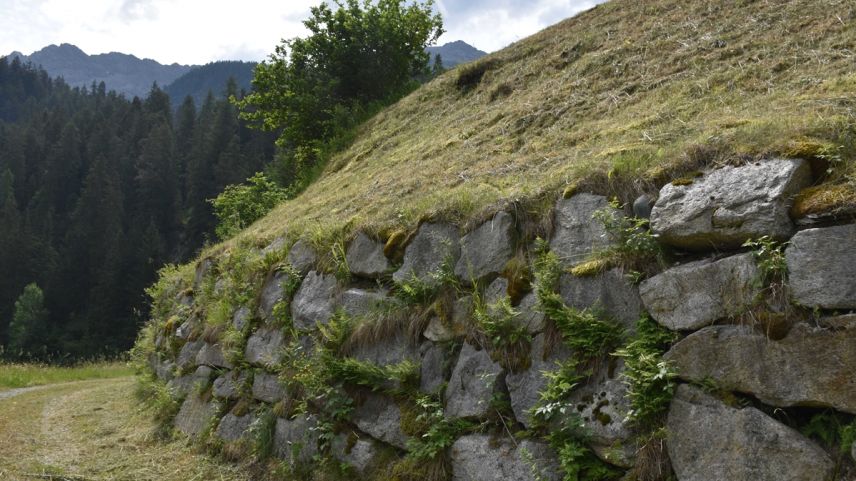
left=0, top=361, right=133, bottom=390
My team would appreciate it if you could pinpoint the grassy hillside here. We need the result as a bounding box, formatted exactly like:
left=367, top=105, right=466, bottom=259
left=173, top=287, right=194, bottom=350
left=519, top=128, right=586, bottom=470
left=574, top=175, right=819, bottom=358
left=223, top=0, right=856, bottom=250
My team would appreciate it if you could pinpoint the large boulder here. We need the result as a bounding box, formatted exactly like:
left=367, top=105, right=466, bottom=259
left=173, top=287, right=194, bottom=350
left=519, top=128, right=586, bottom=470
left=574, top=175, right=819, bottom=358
left=350, top=393, right=410, bottom=450
left=287, top=239, right=317, bottom=275
left=331, top=431, right=382, bottom=475
left=639, top=253, right=760, bottom=331
left=174, top=394, right=218, bottom=437
left=505, top=334, right=570, bottom=428
left=454, top=211, right=516, bottom=283
left=445, top=342, right=505, bottom=419
left=450, top=435, right=560, bottom=481
left=651, top=158, right=812, bottom=249
left=216, top=412, right=255, bottom=442
left=665, top=323, right=856, bottom=414
left=346, top=232, right=391, bottom=278
left=291, top=271, right=339, bottom=330
left=349, top=331, right=420, bottom=368
left=339, top=288, right=391, bottom=318
left=274, top=414, right=320, bottom=464
left=667, top=384, right=833, bottom=481
left=167, top=365, right=214, bottom=397
left=212, top=370, right=249, bottom=400
left=785, top=223, right=856, bottom=309
left=258, top=270, right=292, bottom=320
left=559, top=268, right=643, bottom=330
left=515, top=293, right=546, bottom=334
left=232, top=306, right=252, bottom=332
left=245, top=327, right=285, bottom=366
left=420, top=341, right=450, bottom=394
left=196, top=343, right=232, bottom=369
left=252, top=372, right=287, bottom=403
left=392, top=223, right=460, bottom=284
left=176, top=340, right=204, bottom=370
left=550, top=193, right=618, bottom=267
left=566, top=360, right=636, bottom=468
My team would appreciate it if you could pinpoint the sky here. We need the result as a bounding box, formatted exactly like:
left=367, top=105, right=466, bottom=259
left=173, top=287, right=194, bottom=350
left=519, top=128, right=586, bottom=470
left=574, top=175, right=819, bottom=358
left=0, top=0, right=604, bottom=65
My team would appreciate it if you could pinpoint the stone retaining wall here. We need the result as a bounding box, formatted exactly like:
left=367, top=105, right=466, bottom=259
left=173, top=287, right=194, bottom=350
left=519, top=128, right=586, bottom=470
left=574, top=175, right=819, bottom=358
left=140, top=158, right=856, bottom=480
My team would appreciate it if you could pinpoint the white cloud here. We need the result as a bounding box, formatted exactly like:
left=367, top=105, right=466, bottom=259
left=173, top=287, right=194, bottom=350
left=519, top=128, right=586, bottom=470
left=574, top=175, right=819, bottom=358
left=0, top=0, right=605, bottom=64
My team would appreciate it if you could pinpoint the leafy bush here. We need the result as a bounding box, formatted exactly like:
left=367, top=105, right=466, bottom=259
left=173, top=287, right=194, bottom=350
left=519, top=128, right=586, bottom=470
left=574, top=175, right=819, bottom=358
left=472, top=292, right=531, bottom=371
left=210, top=172, right=288, bottom=239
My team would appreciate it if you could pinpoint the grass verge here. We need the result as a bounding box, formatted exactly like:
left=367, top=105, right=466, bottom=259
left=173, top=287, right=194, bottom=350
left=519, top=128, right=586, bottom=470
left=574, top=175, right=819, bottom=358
left=0, top=361, right=133, bottom=390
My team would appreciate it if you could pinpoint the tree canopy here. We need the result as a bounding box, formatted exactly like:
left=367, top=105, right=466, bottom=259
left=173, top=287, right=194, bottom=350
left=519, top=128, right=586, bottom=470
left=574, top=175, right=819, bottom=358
left=237, top=0, right=443, bottom=188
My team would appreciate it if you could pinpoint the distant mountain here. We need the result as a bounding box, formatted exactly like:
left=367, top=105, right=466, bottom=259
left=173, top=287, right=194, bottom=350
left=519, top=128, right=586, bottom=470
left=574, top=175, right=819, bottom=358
left=5, top=44, right=192, bottom=98
left=426, top=40, right=487, bottom=68
left=164, top=61, right=256, bottom=107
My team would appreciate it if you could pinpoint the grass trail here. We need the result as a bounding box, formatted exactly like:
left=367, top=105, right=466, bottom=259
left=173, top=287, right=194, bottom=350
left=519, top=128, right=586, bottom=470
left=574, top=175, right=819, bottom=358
left=0, top=377, right=252, bottom=481
left=0, top=362, right=133, bottom=390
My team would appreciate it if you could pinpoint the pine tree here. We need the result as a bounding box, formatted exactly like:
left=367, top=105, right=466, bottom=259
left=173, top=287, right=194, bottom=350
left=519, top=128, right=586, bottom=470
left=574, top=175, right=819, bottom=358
left=8, top=283, right=49, bottom=355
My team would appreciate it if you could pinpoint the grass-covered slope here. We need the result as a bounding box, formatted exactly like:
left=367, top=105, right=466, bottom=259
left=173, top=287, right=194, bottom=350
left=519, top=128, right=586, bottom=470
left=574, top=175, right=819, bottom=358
left=236, top=0, right=855, bottom=247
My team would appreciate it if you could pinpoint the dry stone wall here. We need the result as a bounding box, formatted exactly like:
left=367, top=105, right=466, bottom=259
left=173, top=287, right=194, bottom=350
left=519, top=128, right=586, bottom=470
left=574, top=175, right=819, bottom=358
left=141, top=157, right=856, bottom=480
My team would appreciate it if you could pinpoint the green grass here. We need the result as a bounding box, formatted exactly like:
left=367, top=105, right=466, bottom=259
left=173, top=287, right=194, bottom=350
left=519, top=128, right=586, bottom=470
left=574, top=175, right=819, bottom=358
left=0, top=361, right=133, bottom=390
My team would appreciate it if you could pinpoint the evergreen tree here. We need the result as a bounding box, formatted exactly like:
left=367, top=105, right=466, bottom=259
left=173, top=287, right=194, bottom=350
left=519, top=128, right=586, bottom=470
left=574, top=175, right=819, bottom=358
left=8, top=283, right=49, bottom=355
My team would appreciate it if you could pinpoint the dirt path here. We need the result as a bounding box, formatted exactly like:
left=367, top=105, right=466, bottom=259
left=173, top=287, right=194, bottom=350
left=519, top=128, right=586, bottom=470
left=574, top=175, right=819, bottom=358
left=0, top=377, right=253, bottom=481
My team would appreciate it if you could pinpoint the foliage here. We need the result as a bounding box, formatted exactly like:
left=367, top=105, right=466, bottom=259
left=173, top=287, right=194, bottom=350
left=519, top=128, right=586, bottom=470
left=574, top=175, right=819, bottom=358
left=393, top=255, right=459, bottom=306
left=237, top=0, right=443, bottom=190
left=134, top=374, right=181, bottom=439
left=799, top=411, right=856, bottom=456
left=742, top=236, right=788, bottom=284
left=405, top=395, right=474, bottom=460
left=613, top=316, right=678, bottom=427
left=571, top=202, right=664, bottom=278
left=211, top=172, right=289, bottom=239
left=7, top=283, right=49, bottom=354
left=472, top=292, right=531, bottom=372
left=0, top=57, right=276, bottom=359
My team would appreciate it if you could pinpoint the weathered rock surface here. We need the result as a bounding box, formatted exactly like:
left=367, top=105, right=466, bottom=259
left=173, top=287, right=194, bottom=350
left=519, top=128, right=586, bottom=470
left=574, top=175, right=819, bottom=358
left=550, top=193, right=618, bottom=267
left=423, top=316, right=456, bottom=342
left=216, top=412, right=255, bottom=442
left=505, top=334, right=569, bottom=428
left=420, top=341, right=449, bottom=393
left=666, top=324, right=856, bottom=414
left=566, top=360, right=635, bottom=468
left=176, top=340, right=204, bottom=370
left=346, top=232, right=391, bottom=278
left=350, top=331, right=420, bottom=368
left=196, top=343, right=232, bottom=369
left=667, top=384, right=833, bottom=481
left=454, top=211, right=516, bottom=283
left=639, top=253, right=760, bottom=331
left=174, top=394, right=218, bottom=437
left=287, top=239, right=317, bottom=275
left=332, top=432, right=381, bottom=475
left=232, top=306, right=251, bottom=331
left=651, top=158, right=812, bottom=249
left=291, top=271, right=338, bottom=330
left=258, top=270, right=290, bottom=320
left=560, top=268, right=643, bottom=329
left=274, top=414, right=319, bottom=464
left=252, top=372, right=286, bottom=403
left=515, top=293, right=546, bottom=334
left=168, top=365, right=214, bottom=396
left=339, top=288, right=390, bottom=318
left=150, top=355, right=174, bottom=381
left=450, top=435, right=560, bottom=481
left=786, top=223, right=856, bottom=309
left=212, top=370, right=249, bottom=400
left=193, top=257, right=214, bottom=291
left=392, top=223, right=460, bottom=284
left=445, top=342, right=504, bottom=418
left=245, top=327, right=285, bottom=366
left=351, top=393, right=409, bottom=449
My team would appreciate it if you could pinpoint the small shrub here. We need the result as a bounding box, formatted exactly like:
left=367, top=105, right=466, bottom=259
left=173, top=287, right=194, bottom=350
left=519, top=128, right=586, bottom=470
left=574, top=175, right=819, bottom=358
left=742, top=236, right=787, bottom=284
left=404, top=395, right=474, bottom=461
left=455, top=58, right=500, bottom=91
left=134, top=375, right=181, bottom=439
